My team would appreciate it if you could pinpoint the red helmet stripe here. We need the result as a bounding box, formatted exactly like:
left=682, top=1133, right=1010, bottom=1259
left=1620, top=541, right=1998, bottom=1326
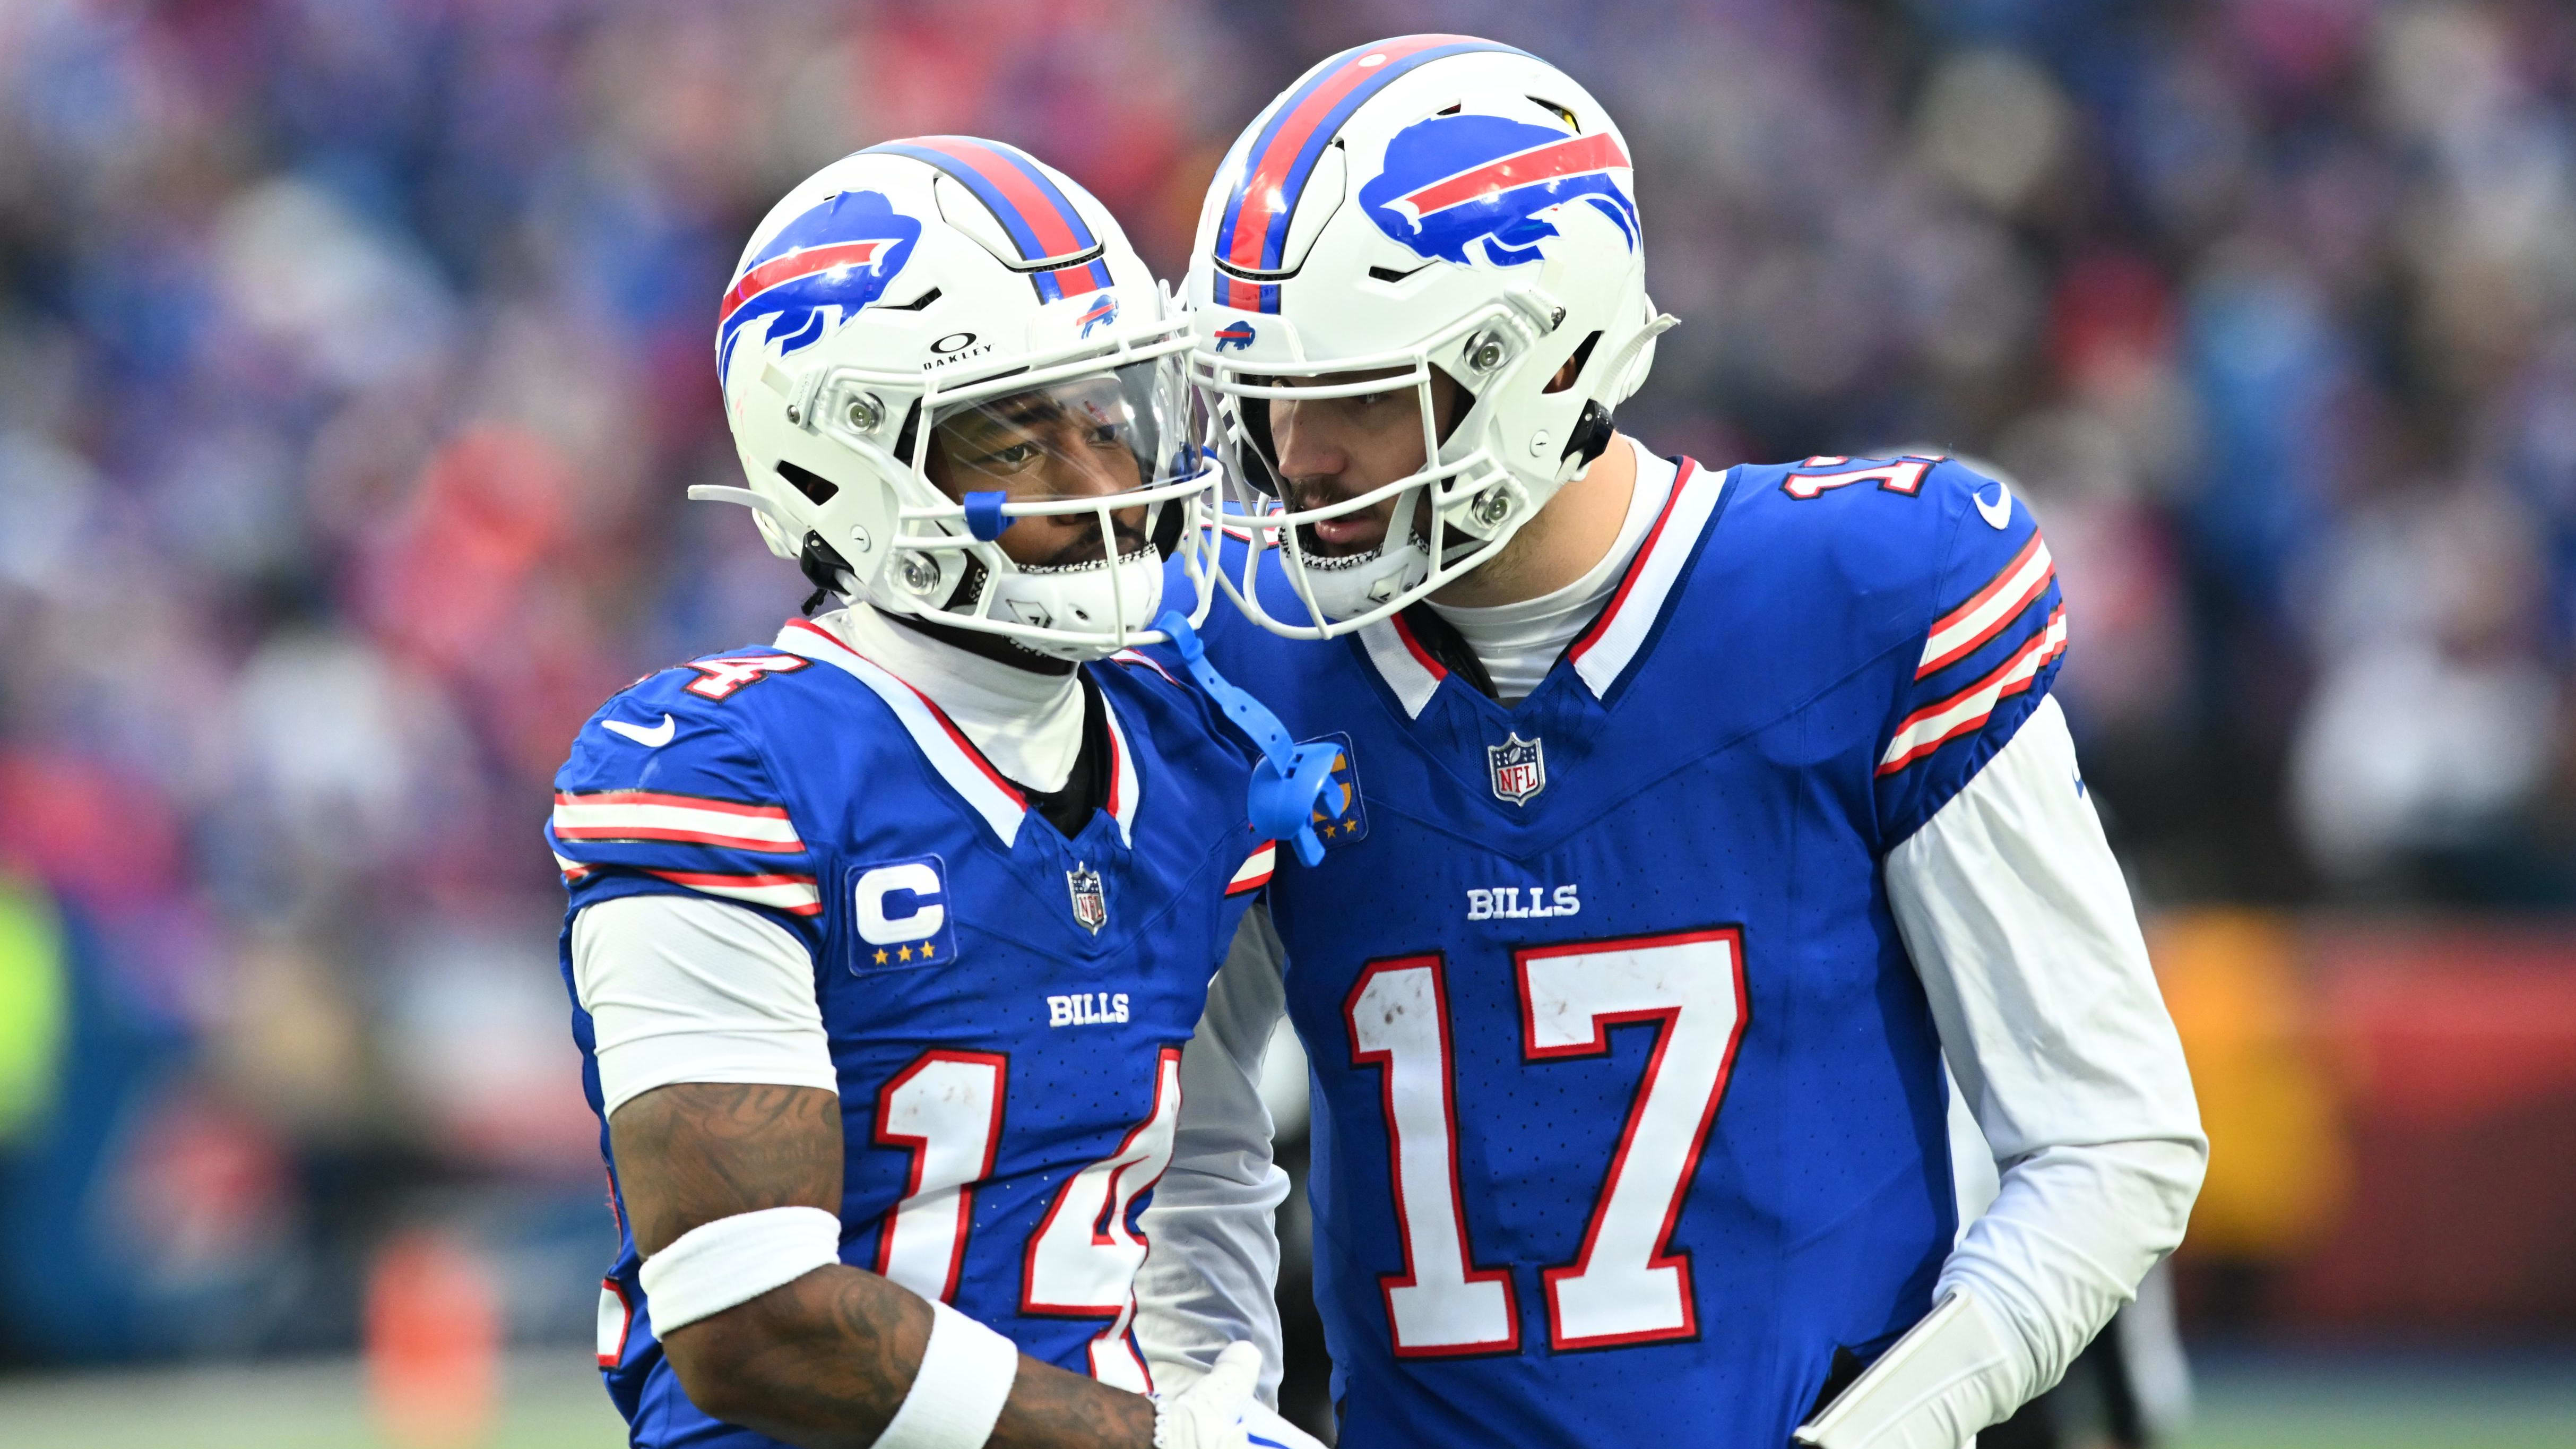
left=1218, top=34, right=1513, bottom=275
left=894, top=135, right=1090, bottom=261
left=1397, top=132, right=1630, bottom=217
left=718, top=239, right=887, bottom=324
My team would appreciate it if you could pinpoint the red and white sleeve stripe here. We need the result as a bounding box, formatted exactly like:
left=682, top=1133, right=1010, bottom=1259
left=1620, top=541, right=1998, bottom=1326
left=1880, top=606, right=2068, bottom=776
left=1917, top=534, right=2054, bottom=679
left=1225, top=841, right=1277, bottom=896
left=550, top=790, right=806, bottom=853
left=637, top=868, right=823, bottom=917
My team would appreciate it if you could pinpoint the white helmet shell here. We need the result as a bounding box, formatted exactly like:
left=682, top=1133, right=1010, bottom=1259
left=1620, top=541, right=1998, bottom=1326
left=1186, top=37, right=1674, bottom=636
left=701, top=136, right=1216, bottom=660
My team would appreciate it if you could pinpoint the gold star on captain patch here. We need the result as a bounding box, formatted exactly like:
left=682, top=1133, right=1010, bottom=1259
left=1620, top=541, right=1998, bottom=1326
left=897, top=945, right=913, bottom=962
left=919, top=942, right=936, bottom=959
left=874, top=948, right=889, bottom=965
left=1321, top=822, right=1337, bottom=837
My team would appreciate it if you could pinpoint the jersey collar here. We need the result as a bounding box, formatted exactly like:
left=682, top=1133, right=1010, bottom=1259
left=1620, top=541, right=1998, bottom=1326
left=1353, top=456, right=1730, bottom=719
left=777, top=617, right=1144, bottom=851
left=778, top=617, right=1031, bottom=844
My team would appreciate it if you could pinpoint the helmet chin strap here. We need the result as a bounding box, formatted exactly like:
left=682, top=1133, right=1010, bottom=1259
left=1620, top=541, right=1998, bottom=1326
left=1561, top=400, right=1616, bottom=469
left=796, top=525, right=1073, bottom=675
left=880, top=600, right=1077, bottom=677
left=797, top=531, right=852, bottom=616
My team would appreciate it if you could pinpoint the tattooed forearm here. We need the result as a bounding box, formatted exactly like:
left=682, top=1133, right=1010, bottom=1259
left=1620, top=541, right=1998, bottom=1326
left=667, top=1265, right=931, bottom=1445
left=610, top=1081, right=843, bottom=1253
left=986, top=1352, right=1157, bottom=1449
left=612, top=1079, right=1155, bottom=1448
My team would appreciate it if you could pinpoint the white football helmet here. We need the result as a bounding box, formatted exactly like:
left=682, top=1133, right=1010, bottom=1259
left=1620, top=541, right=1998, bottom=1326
left=696, top=136, right=1216, bottom=660
left=1186, top=37, right=1675, bottom=637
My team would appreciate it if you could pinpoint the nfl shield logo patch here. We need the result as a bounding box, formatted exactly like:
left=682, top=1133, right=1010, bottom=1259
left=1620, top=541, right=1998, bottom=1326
left=1066, top=862, right=1108, bottom=934
left=1487, top=732, right=1546, bottom=806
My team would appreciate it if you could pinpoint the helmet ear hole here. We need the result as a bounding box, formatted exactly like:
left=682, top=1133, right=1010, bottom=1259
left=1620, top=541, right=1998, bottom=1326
left=776, top=460, right=840, bottom=504
left=1542, top=332, right=1602, bottom=394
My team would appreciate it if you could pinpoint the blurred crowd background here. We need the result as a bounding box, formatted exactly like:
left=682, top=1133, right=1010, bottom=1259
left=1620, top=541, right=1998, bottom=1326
left=0, top=0, right=2569, bottom=1431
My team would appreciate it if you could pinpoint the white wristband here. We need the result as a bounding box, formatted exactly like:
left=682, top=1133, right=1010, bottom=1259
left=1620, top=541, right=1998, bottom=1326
left=873, top=1297, right=1021, bottom=1449
left=638, top=1205, right=841, bottom=1334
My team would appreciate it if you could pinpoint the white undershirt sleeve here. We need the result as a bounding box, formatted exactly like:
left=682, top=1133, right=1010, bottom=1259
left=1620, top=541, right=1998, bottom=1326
left=1133, top=905, right=1293, bottom=1406
left=570, top=893, right=839, bottom=1118
left=1884, top=695, right=2207, bottom=1424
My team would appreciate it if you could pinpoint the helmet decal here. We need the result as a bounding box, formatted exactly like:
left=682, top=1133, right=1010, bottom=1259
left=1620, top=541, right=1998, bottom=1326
left=1212, top=320, right=1256, bottom=352
left=718, top=189, right=922, bottom=375
left=1359, top=115, right=1637, bottom=269
left=864, top=136, right=1111, bottom=301
left=1077, top=292, right=1120, bottom=337
left=1208, top=33, right=1527, bottom=313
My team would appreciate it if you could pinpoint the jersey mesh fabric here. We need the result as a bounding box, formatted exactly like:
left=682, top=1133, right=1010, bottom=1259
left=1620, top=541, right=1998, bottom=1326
left=549, top=623, right=1273, bottom=1447
left=1182, top=453, right=2069, bottom=1449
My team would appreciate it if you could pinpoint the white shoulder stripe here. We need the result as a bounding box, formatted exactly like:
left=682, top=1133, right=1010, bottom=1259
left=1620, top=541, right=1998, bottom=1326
left=775, top=619, right=1027, bottom=847
left=1918, top=535, right=2053, bottom=678
left=550, top=793, right=805, bottom=853
left=1570, top=459, right=1725, bottom=698
left=1880, top=607, right=2069, bottom=775
left=1356, top=616, right=1445, bottom=720
left=641, top=868, right=824, bottom=917
left=1100, top=689, right=1141, bottom=846
left=1227, top=841, right=1277, bottom=894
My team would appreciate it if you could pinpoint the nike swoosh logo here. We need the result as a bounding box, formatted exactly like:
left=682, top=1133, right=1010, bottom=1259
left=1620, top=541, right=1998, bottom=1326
left=603, top=713, right=676, bottom=748
left=1975, top=480, right=2013, bottom=530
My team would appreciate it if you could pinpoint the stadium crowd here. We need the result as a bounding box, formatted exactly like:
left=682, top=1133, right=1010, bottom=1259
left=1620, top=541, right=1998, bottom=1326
left=0, top=0, right=2569, bottom=1362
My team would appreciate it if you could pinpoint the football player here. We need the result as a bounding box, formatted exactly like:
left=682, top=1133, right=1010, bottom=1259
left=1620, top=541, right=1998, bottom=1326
left=1139, top=37, right=2208, bottom=1449
left=550, top=139, right=1319, bottom=1449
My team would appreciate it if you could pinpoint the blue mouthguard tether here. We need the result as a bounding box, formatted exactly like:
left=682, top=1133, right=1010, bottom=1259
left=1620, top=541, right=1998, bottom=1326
left=1153, top=611, right=1338, bottom=867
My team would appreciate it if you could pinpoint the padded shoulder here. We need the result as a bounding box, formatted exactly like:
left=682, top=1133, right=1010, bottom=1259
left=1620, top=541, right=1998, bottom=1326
left=1719, top=454, right=2020, bottom=615
left=549, top=644, right=829, bottom=929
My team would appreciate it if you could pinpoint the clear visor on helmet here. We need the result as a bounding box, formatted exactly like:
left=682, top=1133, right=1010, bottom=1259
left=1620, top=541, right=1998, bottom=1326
left=922, top=356, right=1204, bottom=546
left=878, top=349, right=1215, bottom=654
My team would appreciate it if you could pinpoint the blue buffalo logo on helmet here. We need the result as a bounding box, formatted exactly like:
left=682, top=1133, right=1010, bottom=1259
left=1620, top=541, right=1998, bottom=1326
left=717, top=189, right=923, bottom=375
left=1212, top=320, right=1257, bottom=352
left=1359, top=115, right=1637, bottom=269
left=1076, top=291, right=1119, bottom=338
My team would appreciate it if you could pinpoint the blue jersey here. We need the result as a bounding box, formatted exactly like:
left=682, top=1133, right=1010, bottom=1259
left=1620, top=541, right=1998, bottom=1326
left=549, top=617, right=1275, bottom=1447
left=1198, top=454, right=2064, bottom=1448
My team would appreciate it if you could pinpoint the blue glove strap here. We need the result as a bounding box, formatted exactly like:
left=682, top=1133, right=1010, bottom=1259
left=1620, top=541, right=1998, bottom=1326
left=963, top=490, right=1012, bottom=541
left=1155, top=611, right=1333, bottom=867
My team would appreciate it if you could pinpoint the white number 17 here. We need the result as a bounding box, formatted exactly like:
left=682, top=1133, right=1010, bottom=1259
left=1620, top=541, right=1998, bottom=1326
left=1344, top=927, right=1748, bottom=1355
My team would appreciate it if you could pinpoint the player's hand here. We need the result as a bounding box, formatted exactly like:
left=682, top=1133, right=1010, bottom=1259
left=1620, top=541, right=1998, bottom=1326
left=1151, top=1341, right=1326, bottom=1449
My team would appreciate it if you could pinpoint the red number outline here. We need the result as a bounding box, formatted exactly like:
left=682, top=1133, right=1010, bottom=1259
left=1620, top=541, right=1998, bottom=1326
left=872, top=1048, right=1010, bottom=1304
left=1514, top=925, right=1750, bottom=1351
left=1780, top=454, right=1941, bottom=501
left=1345, top=953, right=1524, bottom=1358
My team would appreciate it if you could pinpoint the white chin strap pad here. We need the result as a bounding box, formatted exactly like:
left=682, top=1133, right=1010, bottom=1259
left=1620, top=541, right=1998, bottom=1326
left=1792, top=1290, right=2020, bottom=1449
